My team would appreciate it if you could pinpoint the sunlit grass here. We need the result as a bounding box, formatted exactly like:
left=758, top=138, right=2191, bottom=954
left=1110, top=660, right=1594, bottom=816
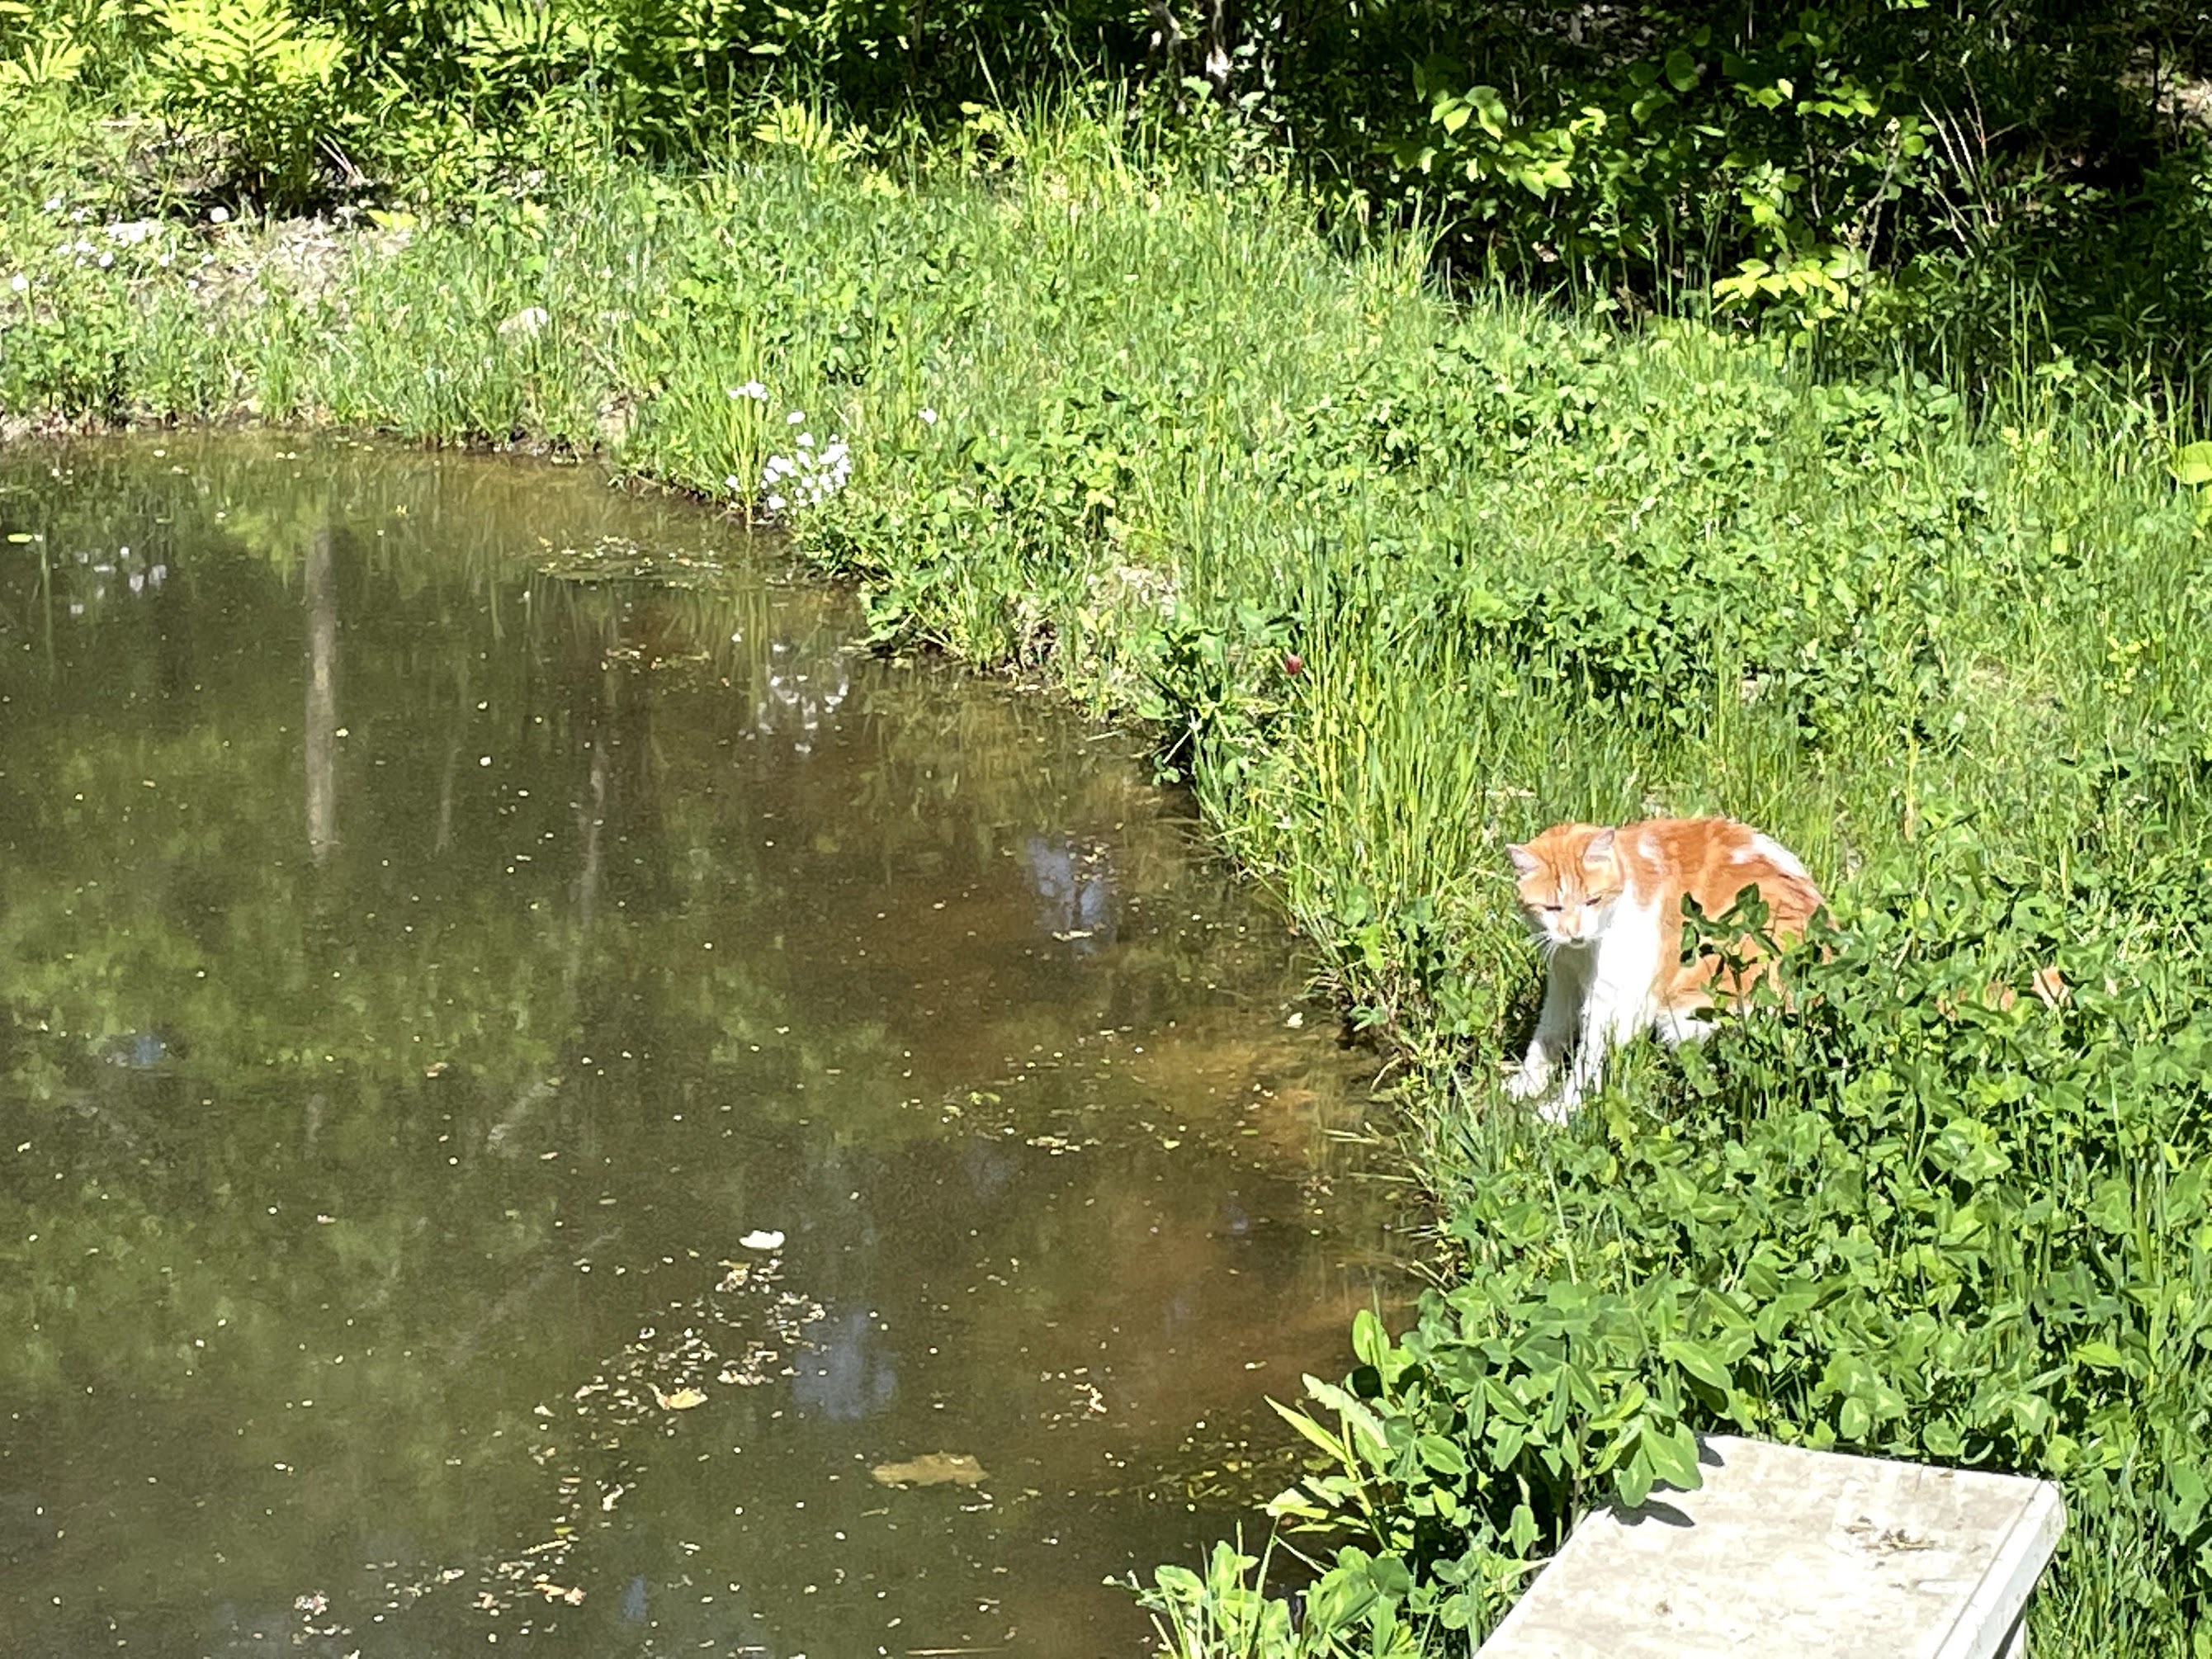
left=7, top=97, right=2212, bottom=1657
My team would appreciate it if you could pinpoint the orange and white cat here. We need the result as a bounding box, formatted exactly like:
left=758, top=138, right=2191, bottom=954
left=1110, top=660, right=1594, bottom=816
left=1505, top=816, right=1822, bottom=1120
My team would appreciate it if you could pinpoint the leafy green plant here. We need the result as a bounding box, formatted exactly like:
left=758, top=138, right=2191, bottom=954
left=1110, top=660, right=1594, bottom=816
left=1138, top=1534, right=1426, bottom=1659
left=150, top=0, right=353, bottom=206
left=2172, top=439, right=2212, bottom=532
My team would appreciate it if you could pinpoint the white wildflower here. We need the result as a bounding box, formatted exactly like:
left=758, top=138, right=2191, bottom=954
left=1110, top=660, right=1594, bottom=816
left=209, top=206, right=229, bottom=225
left=919, top=408, right=938, bottom=425
left=732, top=380, right=768, bottom=400
left=786, top=409, right=805, bottom=425
left=758, top=427, right=853, bottom=513
left=97, top=251, right=113, bottom=269
left=724, top=474, right=742, bottom=490
left=42, top=195, right=61, bottom=212
left=7, top=274, right=25, bottom=293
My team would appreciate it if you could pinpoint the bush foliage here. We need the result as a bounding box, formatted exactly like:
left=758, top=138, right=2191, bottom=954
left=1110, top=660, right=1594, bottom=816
left=7, top=0, right=2212, bottom=376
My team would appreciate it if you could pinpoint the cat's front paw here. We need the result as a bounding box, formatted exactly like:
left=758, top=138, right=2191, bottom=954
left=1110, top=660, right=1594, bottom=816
left=1503, top=1061, right=1551, bottom=1101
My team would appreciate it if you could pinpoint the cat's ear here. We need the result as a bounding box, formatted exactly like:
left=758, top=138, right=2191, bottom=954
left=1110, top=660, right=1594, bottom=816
left=1506, top=844, right=1540, bottom=877
left=1586, top=829, right=1617, bottom=865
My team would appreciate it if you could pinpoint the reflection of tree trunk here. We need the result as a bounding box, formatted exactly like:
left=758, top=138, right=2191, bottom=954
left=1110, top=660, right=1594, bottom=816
left=305, top=524, right=338, bottom=867
left=565, top=739, right=608, bottom=994
left=435, top=740, right=461, bottom=856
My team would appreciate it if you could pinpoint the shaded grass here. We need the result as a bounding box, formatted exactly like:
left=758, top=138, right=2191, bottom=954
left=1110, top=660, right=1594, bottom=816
left=6, top=96, right=2212, bottom=1656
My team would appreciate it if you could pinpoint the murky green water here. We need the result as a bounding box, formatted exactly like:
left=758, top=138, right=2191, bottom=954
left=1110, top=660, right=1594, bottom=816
left=0, top=437, right=1398, bottom=1658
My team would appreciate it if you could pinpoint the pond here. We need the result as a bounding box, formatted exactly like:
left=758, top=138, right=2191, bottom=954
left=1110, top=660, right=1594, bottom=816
left=0, top=436, right=1400, bottom=1657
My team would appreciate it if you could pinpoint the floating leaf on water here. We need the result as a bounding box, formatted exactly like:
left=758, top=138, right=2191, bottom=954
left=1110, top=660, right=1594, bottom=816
left=739, top=1229, right=785, bottom=1250
left=870, top=1452, right=987, bottom=1488
left=651, top=1384, right=709, bottom=1411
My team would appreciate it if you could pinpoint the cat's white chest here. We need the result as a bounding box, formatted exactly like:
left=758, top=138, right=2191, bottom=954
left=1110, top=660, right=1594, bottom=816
left=1509, top=889, right=1676, bottom=1116
left=1587, top=892, right=1667, bottom=1017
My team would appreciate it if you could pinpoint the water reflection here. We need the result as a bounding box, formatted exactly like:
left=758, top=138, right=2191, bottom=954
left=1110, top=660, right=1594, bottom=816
left=756, top=632, right=851, bottom=754
left=304, top=521, right=338, bottom=865
left=0, top=434, right=1399, bottom=1659
left=1024, top=833, right=1118, bottom=953
left=792, top=1307, right=900, bottom=1421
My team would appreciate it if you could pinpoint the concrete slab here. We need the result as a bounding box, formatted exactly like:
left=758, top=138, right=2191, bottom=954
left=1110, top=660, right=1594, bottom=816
left=1476, top=1434, right=2065, bottom=1659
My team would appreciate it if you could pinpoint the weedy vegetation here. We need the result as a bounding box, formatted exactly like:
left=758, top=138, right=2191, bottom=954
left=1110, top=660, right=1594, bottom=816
left=8, top=1, right=2212, bottom=1654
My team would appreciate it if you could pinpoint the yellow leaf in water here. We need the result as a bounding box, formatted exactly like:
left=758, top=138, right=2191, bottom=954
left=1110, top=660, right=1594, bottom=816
left=651, top=1384, right=709, bottom=1411
left=871, top=1452, right=987, bottom=1487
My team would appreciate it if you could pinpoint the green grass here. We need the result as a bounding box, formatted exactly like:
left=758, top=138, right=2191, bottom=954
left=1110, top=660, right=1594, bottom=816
left=7, top=91, right=2212, bottom=1657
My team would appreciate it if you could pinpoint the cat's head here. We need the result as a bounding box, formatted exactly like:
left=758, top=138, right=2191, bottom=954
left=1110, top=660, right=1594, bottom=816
left=1507, top=823, right=1624, bottom=948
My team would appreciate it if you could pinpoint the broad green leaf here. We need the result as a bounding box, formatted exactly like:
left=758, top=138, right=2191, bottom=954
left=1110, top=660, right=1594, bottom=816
left=1839, top=1396, right=1871, bottom=1440
left=2073, top=1340, right=2128, bottom=1371
left=1661, top=1337, right=1732, bottom=1394
left=1351, top=1307, right=1390, bottom=1371
left=1645, top=1424, right=1703, bottom=1491
left=1614, top=1452, right=1654, bottom=1510
left=1303, top=1375, right=1392, bottom=1457
left=1269, top=1397, right=1350, bottom=1462
left=1417, top=1432, right=1469, bottom=1476
left=2172, top=441, right=2212, bottom=488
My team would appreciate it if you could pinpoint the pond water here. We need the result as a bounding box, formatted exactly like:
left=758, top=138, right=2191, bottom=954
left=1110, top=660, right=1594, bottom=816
left=0, top=437, right=1400, bottom=1658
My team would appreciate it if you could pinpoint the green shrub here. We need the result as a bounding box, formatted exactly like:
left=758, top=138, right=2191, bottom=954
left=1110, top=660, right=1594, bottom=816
left=150, top=0, right=354, bottom=207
